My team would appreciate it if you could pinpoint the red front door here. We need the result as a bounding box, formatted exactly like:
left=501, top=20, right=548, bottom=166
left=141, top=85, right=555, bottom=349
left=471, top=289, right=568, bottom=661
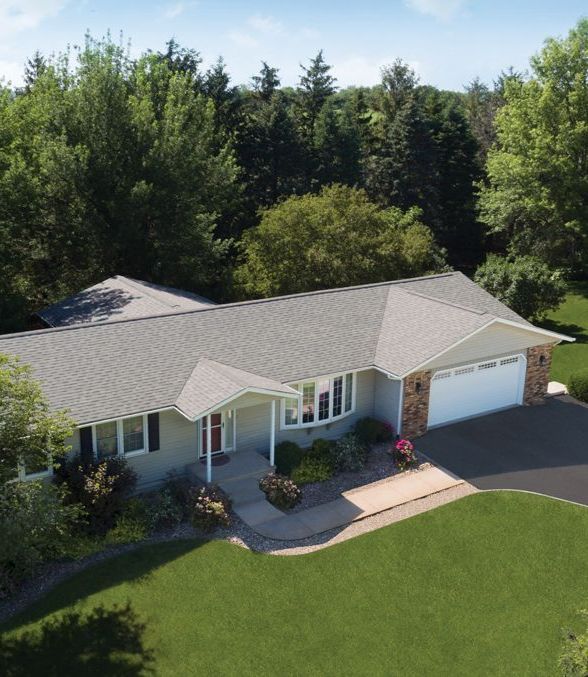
left=201, top=414, right=222, bottom=456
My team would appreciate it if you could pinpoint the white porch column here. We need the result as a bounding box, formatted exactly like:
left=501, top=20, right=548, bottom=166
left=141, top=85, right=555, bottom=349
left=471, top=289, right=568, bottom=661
left=206, top=414, right=212, bottom=483
left=269, top=400, right=276, bottom=466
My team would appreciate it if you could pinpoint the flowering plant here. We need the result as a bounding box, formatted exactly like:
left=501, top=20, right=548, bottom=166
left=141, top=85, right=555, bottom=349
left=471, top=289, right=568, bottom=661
left=189, top=485, right=231, bottom=532
left=259, top=473, right=301, bottom=509
left=392, top=439, right=418, bottom=471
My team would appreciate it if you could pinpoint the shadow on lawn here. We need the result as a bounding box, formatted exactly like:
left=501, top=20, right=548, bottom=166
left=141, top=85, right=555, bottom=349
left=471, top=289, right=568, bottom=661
left=542, top=318, right=587, bottom=342
left=0, top=602, right=154, bottom=676
left=4, top=539, right=205, bottom=633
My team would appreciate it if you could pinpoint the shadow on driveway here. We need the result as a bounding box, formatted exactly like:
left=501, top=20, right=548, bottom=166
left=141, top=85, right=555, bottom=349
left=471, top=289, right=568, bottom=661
left=419, top=396, right=588, bottom=506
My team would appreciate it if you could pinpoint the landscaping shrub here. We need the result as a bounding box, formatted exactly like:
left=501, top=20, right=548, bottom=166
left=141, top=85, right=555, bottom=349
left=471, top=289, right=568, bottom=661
left=259, top=473, right=301, bottom=509
left=54, top=455, right=137, bottom=535
left=161, top=471, right=194, bottom=519
left=274, top=441, right=304, bottom=476
left=291, top=455, right=333, bottom=485
left=104, top=497, right=150, bottom=545
left=189, top=485, right=231, bottom=532
left=146, top=489, right=183, bottom=531
left=0, top=482, right=84, bottom=597
left=354, top=417, right=394, bottom=445
left=392, top=439, right=418, bottom=471
left=568, top=369, right=588, bottom=403
left=559, top=610, right=588, bottom=676
left=309, top=438, right=335, bottom=466
left=331, top=433, right=368, bottom=472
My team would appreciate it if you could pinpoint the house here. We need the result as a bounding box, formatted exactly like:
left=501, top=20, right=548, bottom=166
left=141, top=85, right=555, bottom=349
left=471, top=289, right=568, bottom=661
left=31, top=274, right=215, bottom=328
left=0, top=272, right=572, bottom=489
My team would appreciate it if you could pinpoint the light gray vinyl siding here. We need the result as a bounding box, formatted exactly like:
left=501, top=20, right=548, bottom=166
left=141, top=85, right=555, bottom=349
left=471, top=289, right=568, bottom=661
left=70, top=410, right=197, bottom=491
left=236, top=370, right=376, bottom=454
left=373, top=371, right=401, bottom=430
left=425, top=323, right=556, bottom=371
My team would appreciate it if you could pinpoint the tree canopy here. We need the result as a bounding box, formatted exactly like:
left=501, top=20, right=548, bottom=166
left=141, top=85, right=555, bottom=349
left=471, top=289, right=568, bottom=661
left=234, top=184, right=447, bottom=298
left=0, top=354, right=73, bottom=484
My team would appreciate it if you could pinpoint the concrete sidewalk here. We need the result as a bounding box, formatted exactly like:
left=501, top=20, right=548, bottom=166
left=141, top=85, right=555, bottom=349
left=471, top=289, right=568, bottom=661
left=233, top=465, right=463, bottom=541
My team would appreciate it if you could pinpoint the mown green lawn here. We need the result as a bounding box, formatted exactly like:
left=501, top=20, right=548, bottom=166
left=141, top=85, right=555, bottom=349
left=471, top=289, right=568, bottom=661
left=544, top=282, right=588, bottom=384
left=2, top=492, right=587, bottom=676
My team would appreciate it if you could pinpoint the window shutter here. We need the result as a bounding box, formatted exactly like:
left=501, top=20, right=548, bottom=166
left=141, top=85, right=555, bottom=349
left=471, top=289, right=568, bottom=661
left=148, top=413, right=160, bottom=452
left=79, top=427, right=93, bottom=464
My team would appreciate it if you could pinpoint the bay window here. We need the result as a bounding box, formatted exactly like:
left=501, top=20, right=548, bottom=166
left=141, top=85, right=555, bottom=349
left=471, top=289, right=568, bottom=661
left=282, top=371, right=356, bottom=429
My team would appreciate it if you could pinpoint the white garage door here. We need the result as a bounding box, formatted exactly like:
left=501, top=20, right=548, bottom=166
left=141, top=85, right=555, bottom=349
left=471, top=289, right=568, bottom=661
left=428, top=355, right=525, bottom=428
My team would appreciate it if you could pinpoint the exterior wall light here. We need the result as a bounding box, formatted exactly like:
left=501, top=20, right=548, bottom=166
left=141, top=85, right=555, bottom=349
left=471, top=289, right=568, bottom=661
left=539, top=355, right=546, bottom=367
left=415, top=381, right=422, bottom=394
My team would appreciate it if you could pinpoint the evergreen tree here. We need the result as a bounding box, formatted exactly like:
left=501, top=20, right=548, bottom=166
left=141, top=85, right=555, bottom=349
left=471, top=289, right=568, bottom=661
left=251, top=62, right=280, bottom=101
left=296, top=50, right=337, bottom=142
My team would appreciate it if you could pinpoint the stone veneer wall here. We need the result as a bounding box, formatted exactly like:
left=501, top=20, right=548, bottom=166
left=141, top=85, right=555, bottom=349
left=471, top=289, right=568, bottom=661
left=401, top=370, right=432, bottom=439
left=523, top=344, right=554, bottom=405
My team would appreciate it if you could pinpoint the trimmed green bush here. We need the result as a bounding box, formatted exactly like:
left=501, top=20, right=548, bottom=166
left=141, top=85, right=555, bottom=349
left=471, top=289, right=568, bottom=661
left=161, top=472, right=195, bottom=519
left=291, top=456, right=333, bottom=485
left=54, top=455, right=137, bottom=535
left=104, top=515, right=148, bottom=545
left=259, top=473, right=301, bottom=509
left=568, top=369, right=588, bottom=403
left=354, top=417, right=394, bottom=445
left=332, top=433, right=368, bottom=472
left=146, top=489, right=183, bottom=531
left=309, top=438, right=335, bottom=465
left=274, top=441, right=304, bottom=476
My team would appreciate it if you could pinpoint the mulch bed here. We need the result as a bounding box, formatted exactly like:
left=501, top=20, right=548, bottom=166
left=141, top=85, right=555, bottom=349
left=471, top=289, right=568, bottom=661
left=287, top=445, right=428, bottom=514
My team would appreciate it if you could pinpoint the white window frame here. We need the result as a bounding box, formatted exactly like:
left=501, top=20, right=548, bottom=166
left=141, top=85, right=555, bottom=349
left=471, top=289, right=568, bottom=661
left=18, top=455, right=53, bottom=481
left=280, top=371, right=357, bottom=430
left=91, top=414, right=149, bottom=460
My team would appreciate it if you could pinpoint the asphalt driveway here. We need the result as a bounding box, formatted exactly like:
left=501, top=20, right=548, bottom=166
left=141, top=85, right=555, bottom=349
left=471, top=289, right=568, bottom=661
left=419, top=396, right=588, bottom=506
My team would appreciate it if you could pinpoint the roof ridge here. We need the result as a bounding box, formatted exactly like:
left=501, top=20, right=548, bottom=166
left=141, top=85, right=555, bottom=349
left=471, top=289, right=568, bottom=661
left=114, top=276, right=184, bottom=310
left=0, top=272, right=460, bottom=341
left=401, top=288, right=488, bottom=316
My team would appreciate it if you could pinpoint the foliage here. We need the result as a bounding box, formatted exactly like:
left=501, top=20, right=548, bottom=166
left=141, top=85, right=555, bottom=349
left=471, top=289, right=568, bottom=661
left=0, top=603, right=154, bottom=675
left=0, top=353, right=73, bottom=484
left=331, top=433, right=368, bottom=473
left=235, top=184, right=447, bottom=298
left=309, top=438, right=336, bottom=465
left=146, top=489, right=184, bottom=531
left=189, top=485, right=231, bottom=532
left=291, top=455, right=333, bottom=485
left=0, top=35, right=238, bottom=329
left=259, top=473, right=301, bottom=509
left=0, top=481, right=84, bottom=597
left=161, top=472, right=195, bottom=519
left=273, top=441, right=304, bottom=477
left=104, top=515, right=148, bottom=546
left=568, top=369, right=588, bottom=403
left=354, top=417, right=395, bottom=446
left=559, top=610, right=588, bottom=676
left=474, top=255, right=567, bottom=321
left=54, top=455, right=137, bottom=535
left=392, top=439, right=419, bottom=471
left=479, top=19, right=588, bottom=271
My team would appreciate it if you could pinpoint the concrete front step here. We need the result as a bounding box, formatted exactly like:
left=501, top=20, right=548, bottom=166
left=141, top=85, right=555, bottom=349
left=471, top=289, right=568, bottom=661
left=219, top=475, right=267, bottom=506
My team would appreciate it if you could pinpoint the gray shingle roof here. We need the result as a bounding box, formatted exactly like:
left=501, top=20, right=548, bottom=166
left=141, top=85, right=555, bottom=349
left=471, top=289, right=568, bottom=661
left=0, top=272, right=564, bottom=425
left=35, top=275, right=215, bottom=327
left=175, top=359, right=299, bottom=420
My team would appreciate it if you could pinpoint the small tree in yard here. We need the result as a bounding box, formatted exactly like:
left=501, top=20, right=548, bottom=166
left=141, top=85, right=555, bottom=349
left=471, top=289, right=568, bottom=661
left=474, top=255, right=566, bottom=321
left=0, top=353, right=74, bottom=483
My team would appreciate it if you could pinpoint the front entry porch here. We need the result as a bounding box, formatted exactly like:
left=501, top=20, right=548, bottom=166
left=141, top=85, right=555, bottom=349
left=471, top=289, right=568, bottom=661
left=188, top=449, right=274, bottom=485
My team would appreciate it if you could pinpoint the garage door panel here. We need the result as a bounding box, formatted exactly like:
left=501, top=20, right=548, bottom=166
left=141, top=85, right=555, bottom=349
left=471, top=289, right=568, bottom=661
left=428, top=356, right=524, bottom=428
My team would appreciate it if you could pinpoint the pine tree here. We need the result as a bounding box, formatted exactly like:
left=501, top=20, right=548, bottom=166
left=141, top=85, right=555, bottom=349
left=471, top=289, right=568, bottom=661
left=251, top=62, right=281, bottom=101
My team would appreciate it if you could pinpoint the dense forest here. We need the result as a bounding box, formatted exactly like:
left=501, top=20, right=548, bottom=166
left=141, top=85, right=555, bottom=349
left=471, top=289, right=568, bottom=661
left=1, top=19, right=587, bottom=332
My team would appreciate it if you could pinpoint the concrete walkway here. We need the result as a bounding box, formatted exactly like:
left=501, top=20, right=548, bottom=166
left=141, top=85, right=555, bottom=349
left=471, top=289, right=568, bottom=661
left=232, top=465, right=463, bottom=541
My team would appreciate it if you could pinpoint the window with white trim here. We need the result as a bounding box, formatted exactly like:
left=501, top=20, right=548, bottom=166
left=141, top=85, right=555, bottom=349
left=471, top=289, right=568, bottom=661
left=282, top=372, right=355, bottom=429
left=93, top=414, right=147, bottom=460
left=15, top=454, right=53, bottom=481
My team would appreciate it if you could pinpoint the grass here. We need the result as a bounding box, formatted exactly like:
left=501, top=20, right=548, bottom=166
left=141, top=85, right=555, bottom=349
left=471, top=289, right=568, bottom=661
left=544, top=281, right=588, bottom=384
left=2, top=492, right=588, bottom=676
